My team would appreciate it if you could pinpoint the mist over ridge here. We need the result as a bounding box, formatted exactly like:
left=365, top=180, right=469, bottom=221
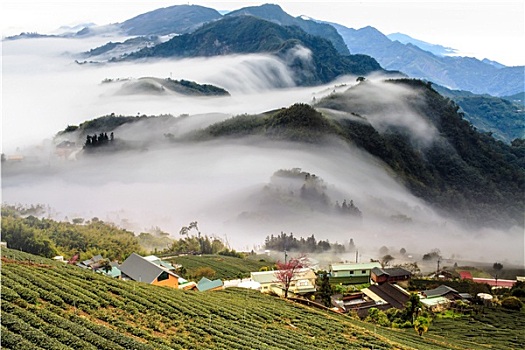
left=2, top=17, right=523, bottom=266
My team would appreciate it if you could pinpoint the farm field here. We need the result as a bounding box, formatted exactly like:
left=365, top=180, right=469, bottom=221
left=1, top=247, right=523, bottom=350
left=166, top=254, right=271, bottom=279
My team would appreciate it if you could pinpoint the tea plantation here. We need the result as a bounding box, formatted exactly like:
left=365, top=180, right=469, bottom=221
left=1, top=248, right=523, bottom=349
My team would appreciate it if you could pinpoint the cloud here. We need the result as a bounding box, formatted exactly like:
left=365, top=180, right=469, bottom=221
left=2, top=35, right=523, bottom=265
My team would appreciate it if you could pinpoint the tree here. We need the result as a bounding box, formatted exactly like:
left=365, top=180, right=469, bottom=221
left=399, top=247, right=406, bottom=255
left=493, top=262, right=503, bottom=272
left=405, top=293, right=422, bottom=324
left=317, top=271, right=333, bottom=307
left=380, top=254, right=395, bottom=268
left=275, top=257, right=305, bottom=298
left=413, top=316, right=430, bottom=336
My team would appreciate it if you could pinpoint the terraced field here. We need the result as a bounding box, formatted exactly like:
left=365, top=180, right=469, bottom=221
left=1, top=248, right=523, bottom=349
left=166, top=254, right=271, bottom=279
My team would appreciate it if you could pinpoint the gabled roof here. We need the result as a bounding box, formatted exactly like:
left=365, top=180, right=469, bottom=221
left=330, top=262, right=382, bottom=271
left=197, top=277, right=223, bottom=292
left=422, top=285, right=458, bottom=298
left=372, top=267, right=412, bottom=277
left=143, top=255, right=176, bottom=270
left=120, top=253, right=179, bottom=284
left=367, top=283, right=409, bottom=309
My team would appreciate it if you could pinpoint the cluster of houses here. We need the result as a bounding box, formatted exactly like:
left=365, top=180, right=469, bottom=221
left=62, top=252, right=519, bottom=317
left=65, top=253, right=224, bottom=292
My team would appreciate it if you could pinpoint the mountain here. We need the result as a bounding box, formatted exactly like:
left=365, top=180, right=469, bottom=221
left=387, top=32, right=457, bottom=57
left=432, top=85, right=525, bottom=144
left=126, top=16, right=385, bottom=86
left=112, top=77, right=230, bottom=97
left=119, top=4, right=222, bottom=35
left=225, top=4, right=350, bottom=55
left=332, top=23, right=524, bottom=96
left=192, top=80, right=524, bottom=228
left=57, top=79, right=524, bottom=229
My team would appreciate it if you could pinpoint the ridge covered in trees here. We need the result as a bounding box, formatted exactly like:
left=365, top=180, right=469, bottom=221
left=125, top=15, right=384, bottom=86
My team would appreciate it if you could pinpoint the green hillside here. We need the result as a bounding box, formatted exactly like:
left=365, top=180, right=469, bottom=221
left=3, top=247, right=519, bottom=350
left=166, top=254, right=271, bottom=280
left=193, top=80, right=524, bottom=228
left=433, top=84, right=525, bottom=143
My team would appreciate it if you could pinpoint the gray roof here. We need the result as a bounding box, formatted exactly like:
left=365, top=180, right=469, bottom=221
left=119, top=253, right=178, bottom=284
left=423, top=285, right=458, bottom=298
left=372, top=267, right=412, bottom=278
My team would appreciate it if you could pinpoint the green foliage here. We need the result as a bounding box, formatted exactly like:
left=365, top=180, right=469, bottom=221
left=316, top=272, right=333, bottom=307
left=501, top=296, right=523, bottom=310
left=1, top=205, right=144, bottom=261
left=434, top=84, right=525, bottom=143
left=264, top=231, right=345, bottom=253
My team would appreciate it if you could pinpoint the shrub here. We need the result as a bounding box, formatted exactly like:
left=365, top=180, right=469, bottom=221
left=501, top=296, right=523, bottom=310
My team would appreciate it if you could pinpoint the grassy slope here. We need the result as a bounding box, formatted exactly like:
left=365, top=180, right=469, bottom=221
left=166, top=254, right=271, bottom=279
left=0, top=247, right=501, bottom=350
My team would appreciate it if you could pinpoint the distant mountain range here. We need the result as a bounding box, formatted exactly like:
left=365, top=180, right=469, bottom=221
left=125, top=15, right=386, bottom=86
left=386, top=33, right=458, bottom=57
left=331, top=23, right=523, bottom=96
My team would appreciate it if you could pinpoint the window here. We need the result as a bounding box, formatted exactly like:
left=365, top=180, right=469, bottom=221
left=362, top=270, right=367, bottom=274
left=350, top=271, right=354, bottom=275
left=157, top=271, right=169, bottom=282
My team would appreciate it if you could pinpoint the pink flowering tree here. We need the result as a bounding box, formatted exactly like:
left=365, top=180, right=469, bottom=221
left=275, top=256, right=306, bottom=298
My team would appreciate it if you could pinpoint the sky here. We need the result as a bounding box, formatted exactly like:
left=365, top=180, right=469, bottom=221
left=1, top=0, right=524, bottom=66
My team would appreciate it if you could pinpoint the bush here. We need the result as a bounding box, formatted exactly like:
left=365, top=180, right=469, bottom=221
left=501, top=296, right=523, bottom=310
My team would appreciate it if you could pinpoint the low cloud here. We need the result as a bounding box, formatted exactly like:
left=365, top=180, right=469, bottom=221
left=2, top=36, right=523, bottom=265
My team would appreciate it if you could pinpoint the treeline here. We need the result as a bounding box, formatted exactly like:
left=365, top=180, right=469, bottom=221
left=271, top=168, right=362, bottom=217
left=1, top=205, right=144, bottom=261
left=264, top=232, right=345, bottom=253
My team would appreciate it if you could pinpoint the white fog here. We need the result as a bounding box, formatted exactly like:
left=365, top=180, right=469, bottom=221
left=2, top=35, right=523, bottom=265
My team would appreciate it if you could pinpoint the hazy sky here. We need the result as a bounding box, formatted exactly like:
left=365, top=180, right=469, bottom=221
left=1, top=0, right=524, bottom=66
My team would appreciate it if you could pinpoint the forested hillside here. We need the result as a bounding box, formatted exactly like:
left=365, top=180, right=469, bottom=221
left=432, top=85, right=524, bottom=143
left=126, top=15, right=384, bottom=86
left=0, top=205, right=145, bottom=261
left=194, top=79, right=525, bottom=228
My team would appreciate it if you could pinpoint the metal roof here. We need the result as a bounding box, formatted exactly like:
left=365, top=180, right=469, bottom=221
left=372, top=267, right=412, bottom=277
left=330, top=262, right=382, bottom=271
left=196, top=277, right=224, bottom=292
left=422, top=285, right=458, bottom=298
left=120, top=253, right=178, bottom=284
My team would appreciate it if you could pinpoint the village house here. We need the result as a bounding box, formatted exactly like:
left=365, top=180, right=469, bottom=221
left=119, top=253, right=180, bottom=288
left=250, top=268, right=316, bottom=297
left=370, top=267, right=412, bottom=285
left=329, top=262, right=382, bottom=284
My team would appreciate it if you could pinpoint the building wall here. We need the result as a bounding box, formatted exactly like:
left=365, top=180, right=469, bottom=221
left=152, top=275, right=179, bottom=288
